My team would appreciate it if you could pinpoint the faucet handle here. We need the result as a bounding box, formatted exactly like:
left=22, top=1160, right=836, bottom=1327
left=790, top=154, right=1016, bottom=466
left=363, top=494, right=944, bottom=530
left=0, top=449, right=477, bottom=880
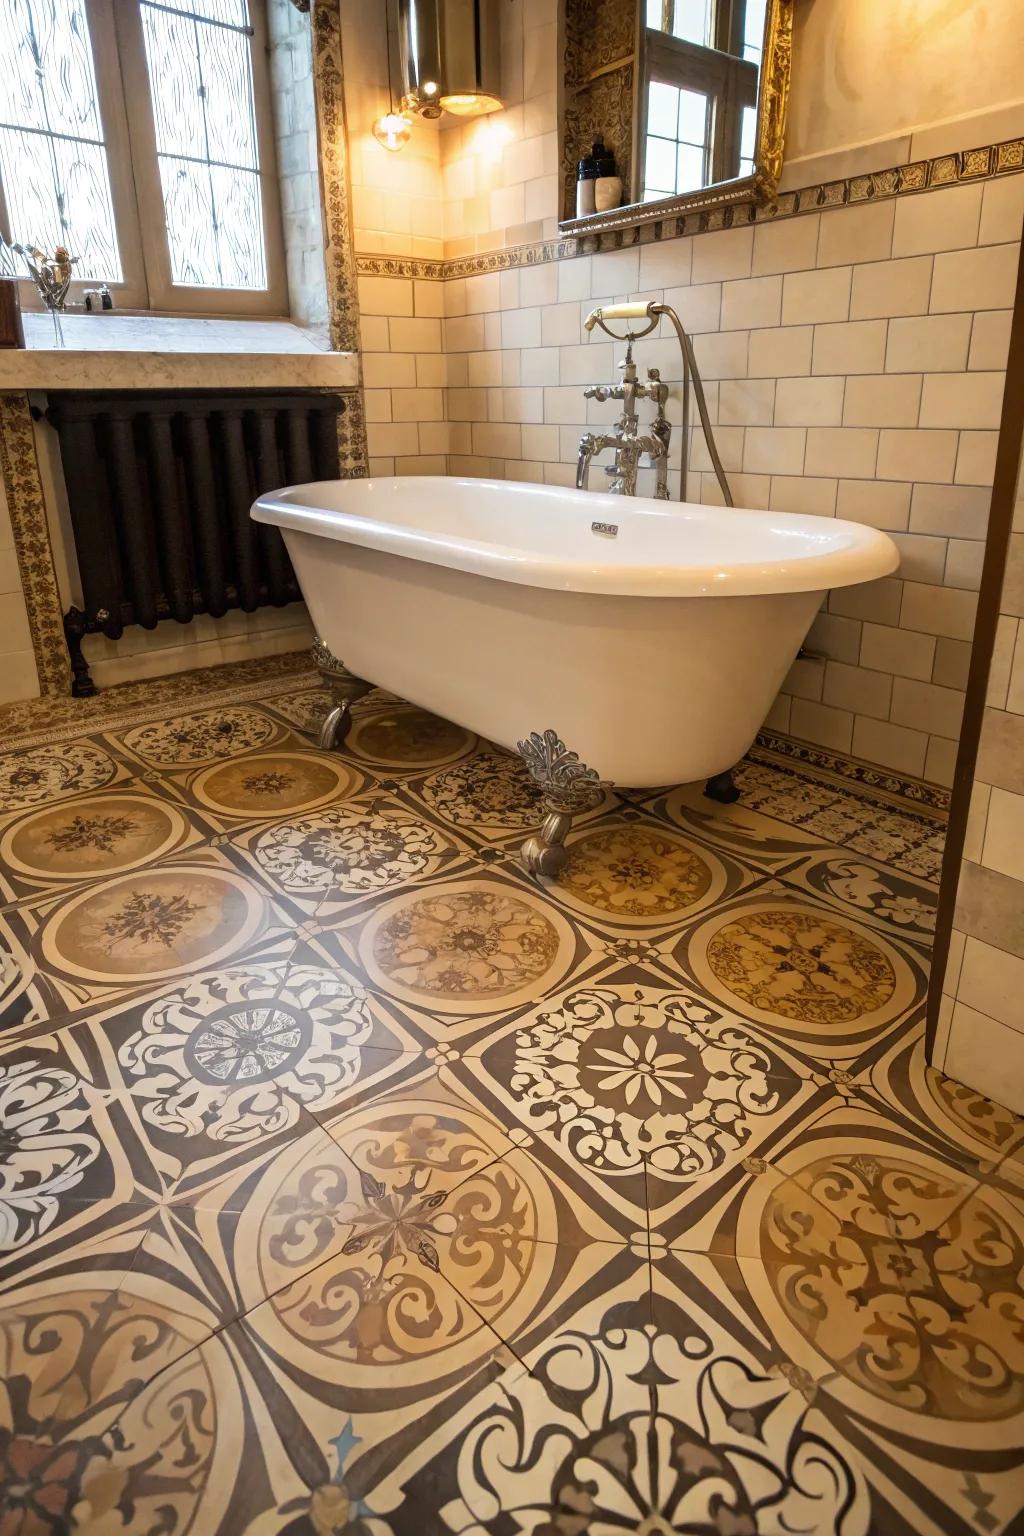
left=583, top=385, right=611, bottom=400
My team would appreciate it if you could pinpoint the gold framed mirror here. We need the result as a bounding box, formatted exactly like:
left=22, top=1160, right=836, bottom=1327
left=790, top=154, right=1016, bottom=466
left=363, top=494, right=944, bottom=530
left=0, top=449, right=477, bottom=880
left=560, top=0, right=793, bottom=234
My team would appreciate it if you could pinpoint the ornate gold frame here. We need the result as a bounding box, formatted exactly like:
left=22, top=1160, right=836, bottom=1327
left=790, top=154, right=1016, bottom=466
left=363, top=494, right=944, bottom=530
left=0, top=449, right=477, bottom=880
left=560, top=0, right=793, bottom=237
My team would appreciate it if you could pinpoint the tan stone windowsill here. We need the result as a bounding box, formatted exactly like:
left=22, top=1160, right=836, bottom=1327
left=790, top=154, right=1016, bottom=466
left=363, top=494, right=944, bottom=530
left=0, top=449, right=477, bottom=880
left=0, top=313, right=359, bottom=390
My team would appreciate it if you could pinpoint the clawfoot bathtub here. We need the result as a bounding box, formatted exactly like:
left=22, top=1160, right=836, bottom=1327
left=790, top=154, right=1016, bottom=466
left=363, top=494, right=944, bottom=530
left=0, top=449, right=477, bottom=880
left=253, top=477, right=898, bottom=873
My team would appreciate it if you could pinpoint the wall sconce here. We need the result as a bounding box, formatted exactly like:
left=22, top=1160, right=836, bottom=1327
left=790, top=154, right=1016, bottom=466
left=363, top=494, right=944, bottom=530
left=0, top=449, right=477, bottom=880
left=372, top=110, right=413, bottom=151
left=397, top=0, right=503, bottom=120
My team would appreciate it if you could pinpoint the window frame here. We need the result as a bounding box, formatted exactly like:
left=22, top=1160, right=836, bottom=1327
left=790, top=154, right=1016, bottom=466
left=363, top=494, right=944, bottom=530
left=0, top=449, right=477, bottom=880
left=640, top=23, right=758, bottom=200
left=0, top=0, right=287, bottom=317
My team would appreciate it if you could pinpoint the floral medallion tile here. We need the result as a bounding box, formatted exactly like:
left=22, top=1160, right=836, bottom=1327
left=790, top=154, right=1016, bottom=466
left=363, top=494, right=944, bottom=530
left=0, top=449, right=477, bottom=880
left=0, top=790, right=202, bottom=903
left=537, top=814, right=749, bottom=931
left=778, top=849, right=936, bottom=947
left=187, top=747, right=364, bottom=825
left=415, top=745, right=615, bottom=848
left=679, top=882, right=927, bottom=1065
left=330, top=867, right=588, bottom=1018
left=456, top=980, right=820, bottom=1239
left=344, top=700, right=477, bottom=772
left=67, top=962, right=418, bottom=1203
left=259, top=684, right=336, bottom=737
left=113, top=705, right=285, bottom=769
left=3, top=851, right=299, bottom=1014
left=232, top=795, right=464, bottom=914
left=0, top=740, right=122, bottom=814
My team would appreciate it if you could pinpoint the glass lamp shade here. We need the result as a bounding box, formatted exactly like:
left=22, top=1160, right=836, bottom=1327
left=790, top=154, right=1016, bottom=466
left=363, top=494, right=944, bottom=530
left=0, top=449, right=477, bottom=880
left=372, top=111, right=413, bottom=151
left=439, top=91, right=503, bottom=116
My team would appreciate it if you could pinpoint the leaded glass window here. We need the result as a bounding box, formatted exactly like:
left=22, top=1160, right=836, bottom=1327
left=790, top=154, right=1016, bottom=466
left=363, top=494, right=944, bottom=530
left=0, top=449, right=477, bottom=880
left=0, top=0, right=122, bottom=281
left=139, top=0, right=267, bottom=290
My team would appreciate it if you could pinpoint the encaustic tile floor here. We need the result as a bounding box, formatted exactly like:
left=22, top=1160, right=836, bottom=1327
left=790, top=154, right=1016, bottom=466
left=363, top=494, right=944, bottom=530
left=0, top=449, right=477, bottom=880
left=1, top=653, right=1022, bottom=1536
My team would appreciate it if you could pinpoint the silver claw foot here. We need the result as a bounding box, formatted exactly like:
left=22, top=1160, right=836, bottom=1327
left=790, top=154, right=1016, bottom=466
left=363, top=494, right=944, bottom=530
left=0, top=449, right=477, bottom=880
left=312, top=637, right=371, bottom=751
left=516, top=729, right=608, bottom=879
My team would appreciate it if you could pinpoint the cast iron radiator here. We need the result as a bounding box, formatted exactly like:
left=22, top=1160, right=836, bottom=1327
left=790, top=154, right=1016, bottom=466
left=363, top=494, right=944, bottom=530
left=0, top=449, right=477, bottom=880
left=45, top=389, right=344, bottom=695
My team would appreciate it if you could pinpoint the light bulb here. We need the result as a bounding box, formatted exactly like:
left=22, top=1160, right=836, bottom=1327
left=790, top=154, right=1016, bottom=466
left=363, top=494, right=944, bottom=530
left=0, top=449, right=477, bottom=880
left=372, top=111, right=413, bottom=152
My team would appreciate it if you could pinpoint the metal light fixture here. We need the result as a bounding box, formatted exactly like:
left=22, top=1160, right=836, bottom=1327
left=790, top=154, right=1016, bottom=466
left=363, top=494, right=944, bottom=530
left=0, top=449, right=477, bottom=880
left=396, top=0, right=503, bottom=120
left=372, top=1, right=414, bottom=151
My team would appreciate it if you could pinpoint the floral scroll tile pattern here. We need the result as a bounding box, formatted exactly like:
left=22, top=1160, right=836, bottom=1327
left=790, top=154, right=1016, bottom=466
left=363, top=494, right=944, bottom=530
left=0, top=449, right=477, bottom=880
left=1, top=657, right=1023, bottom=1536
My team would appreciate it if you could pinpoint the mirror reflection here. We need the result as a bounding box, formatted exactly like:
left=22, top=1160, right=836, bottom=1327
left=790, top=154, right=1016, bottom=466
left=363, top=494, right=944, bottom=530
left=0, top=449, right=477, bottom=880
left=640, top=0, right=766, bottom=201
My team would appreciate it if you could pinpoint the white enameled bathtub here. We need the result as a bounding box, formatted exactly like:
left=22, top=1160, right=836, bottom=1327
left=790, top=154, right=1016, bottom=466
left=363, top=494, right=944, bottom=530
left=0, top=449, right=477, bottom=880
left=252, top=477, right=898, bottom=786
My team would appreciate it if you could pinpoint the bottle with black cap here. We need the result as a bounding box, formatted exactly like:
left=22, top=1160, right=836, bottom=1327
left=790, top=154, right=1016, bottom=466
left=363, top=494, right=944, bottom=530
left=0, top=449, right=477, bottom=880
left=576, top=142, right=598, bottom=217
left=593, top=137, right=621, bottom=212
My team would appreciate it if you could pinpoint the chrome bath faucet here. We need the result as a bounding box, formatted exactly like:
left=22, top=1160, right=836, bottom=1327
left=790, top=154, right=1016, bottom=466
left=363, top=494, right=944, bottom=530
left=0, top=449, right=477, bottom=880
left=576, top=299, right=734, bottom=506
left=576, top=338, right=671, bottom=497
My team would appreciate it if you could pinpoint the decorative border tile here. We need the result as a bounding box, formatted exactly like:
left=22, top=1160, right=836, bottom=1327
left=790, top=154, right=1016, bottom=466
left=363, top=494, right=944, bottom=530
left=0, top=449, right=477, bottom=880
left=354, top=138, right=1024, bottom=281
left=752, top=731, right=951, bottom=817
left=0, top=391, right=70, bottom=698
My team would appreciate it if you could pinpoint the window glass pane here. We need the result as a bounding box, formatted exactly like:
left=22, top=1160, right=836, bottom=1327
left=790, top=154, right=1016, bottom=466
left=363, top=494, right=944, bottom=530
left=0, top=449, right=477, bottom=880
left=677, top=141, right=705, bottom=192
left=743, top=0, right=767, bottom=62
left=740, top=104, right=756, bottom=162
left=673, top=0, right=711, bottom=46
left=645, top=0, right=663, bottom=29
left=0, top=0, right=121, bottom=281
left=140, top=0, right=266, bottom=289
left=644, top=136, right=677, bottom=193
left=647, top=81, right=679, bottom=140
left=677, top=87, right=707, bottom=145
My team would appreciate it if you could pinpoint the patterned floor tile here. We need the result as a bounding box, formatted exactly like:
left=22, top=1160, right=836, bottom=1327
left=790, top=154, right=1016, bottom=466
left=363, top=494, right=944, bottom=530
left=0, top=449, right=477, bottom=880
left=5, top=656, right=1024, bottom=1536
left=674, top=878, right=929, bottom=1067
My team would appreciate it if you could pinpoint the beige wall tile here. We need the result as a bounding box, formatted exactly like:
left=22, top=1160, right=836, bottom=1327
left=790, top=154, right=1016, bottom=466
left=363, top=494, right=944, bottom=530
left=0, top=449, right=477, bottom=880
left=812, top=319, right=887, bottom=375
left=365, top=421, right=419, bottom=456
left=836, top=479, right=912, bottom=531
left=752, top=214, right=820, bottom=275
left=829, top=576, right=903, bottom=625
left=774, top=375, right=843, bottom=426
left=557, top=255, right=593, bottom=301
left=931, top=243, right=1020, bottom=312
left=790, top=696, right=854, bottom=753
left=876, top=429, right=958, bottom=483
left=860, top=621, right=935, bottom=681
left=691, top=226, right=753, bottom=283
left=823, top=659, right=892, bottom=719
left=977, top=707, right=1024, bottom=795
left=748, top=325, right=813, bottom=377
left=721, top=275, right=783, bottom=330
left=783, top=655, right=824, bottom=701
left=900, top=579, right=978, bottom=640
left=806, top=610, right=862, bottom=663
left=945, top=1004, right=1024, bottom=1114
left=591, top=247, right=641, bottom=297
left=501, top=307, right=541, bottom=348
left=910, top=481, right=991, bottom=539
left=891, top=676, right=965, bottom=737
left=639, top=237, right=692, bottom=289
left=944, top=538, right=985, bottom=590
left=541, top=301, right=583, bottom=347
left=362, top=352, right=418, bottom=388
left=932, top=635, right=973, bottom=689
left=358, top=274, right=414, bottom=316
left=662, top=281, right=723, bottom=333
left=768, top=476, right=838, bottom=516
left=955, top=858, right=1024, bottom=955
left=919, top=371, right=1006, bottom=430
left=892, top=182, right=982, bottom=256
left=389, top=317, right=442, bottom=352
left=989, top=615, right=1018, bottom=709
left=743, top=427, right=806, bottom=476
left=851, top=714, right=928, bottom=776
left=781, top=267, right=851, bottom=325
left=969, top=309, right=1013, bottom=371
left=690, top=331, right=749, bottom=379
left=804, top=427, right=879, bottom=478
left=843, top=374, right=922, bottom=428
left=718, top=379, right=775, bottom=426
left=925, top=733, right=955, bottom=787
left=413, top=279, right=446, bottom=317
left=955, top=431, right=999, bottom=486
left=981, top=785, right=1024, bottom=882
left=816, top=200, right=895, bottom=267
left=849, top=255, right=933, bottom=319
left=890, top=531, right=948, bottom=583
left=885, top=312, right=973, bottom=372
left=979, top=174, right=1024, bottom=244
left=964, top=781, right=992, bottom=863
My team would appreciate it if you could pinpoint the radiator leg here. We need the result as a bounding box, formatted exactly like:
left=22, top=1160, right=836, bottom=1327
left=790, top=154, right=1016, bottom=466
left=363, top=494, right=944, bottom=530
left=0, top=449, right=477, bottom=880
left=704, top=768, right=741, bottom=804
left=312, top=637, right=371, bottom=751
left=63, top=608, right=97, bottom=698
left=516, top=728, right=608, bottom=880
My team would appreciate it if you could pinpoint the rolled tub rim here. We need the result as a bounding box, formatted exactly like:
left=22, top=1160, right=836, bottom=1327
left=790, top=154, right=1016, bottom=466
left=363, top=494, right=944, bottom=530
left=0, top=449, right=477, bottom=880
left=252, top=474, right=900, bottom=599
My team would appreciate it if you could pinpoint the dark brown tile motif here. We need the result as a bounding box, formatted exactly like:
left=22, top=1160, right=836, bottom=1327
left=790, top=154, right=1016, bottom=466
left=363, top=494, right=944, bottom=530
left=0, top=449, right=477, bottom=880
left=1, top=659, right=1023, bottom=1536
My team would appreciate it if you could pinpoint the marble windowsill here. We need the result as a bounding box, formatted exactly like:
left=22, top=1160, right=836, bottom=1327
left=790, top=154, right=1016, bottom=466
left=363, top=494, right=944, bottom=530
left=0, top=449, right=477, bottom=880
left=0, top=313, right=359, bottom=390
